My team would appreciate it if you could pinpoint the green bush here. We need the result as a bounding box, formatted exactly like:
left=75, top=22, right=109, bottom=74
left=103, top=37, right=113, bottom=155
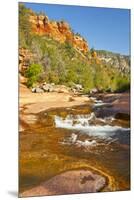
left=115, top=77, right=130, bottom=92
left=25, top=64, right=43, bottom=87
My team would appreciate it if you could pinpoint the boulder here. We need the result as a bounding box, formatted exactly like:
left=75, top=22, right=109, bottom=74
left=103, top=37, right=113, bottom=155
left=71, top=88, right=77, bottom=94
left=71, top=84, right=83, bottom=93
left=20, top=169, right=106, bottom=197
left=42, top=84, right=54, bottom=92
left=75, top=84, right=83, bottom=90
left=90, top=88, right=98, bottom=94
left=35, top=87, right=44, bottom=93
left=31, top=87, right=36, bottom=93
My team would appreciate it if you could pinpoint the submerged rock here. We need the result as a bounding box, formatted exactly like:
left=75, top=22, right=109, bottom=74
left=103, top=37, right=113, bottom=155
left=115, top=113, right=130, bottom=121
left=20, top=169, right=106, bottom=197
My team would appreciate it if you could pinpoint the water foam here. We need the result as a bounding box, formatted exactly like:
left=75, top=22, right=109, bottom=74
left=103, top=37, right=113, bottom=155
left=55, top=114, right=130, bottom=137
left=60, top=133, right=98, bottom=148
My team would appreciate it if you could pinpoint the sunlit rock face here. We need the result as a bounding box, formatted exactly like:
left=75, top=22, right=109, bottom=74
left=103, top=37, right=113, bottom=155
left=96, top=50, right=130, bottom=74
left=29, top=14, right=89, bottom=54
left=19, top=48, right=33, bottom=73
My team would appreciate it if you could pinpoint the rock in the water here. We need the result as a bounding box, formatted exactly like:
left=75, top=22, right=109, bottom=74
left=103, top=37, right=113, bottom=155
left=20, top=169, right=106, bottom=197
left=115, top=112, right=130, bottom=120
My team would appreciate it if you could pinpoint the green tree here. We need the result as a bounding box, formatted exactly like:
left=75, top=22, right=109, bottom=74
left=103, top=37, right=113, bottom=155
left=25, top=64, right=43, bottom=87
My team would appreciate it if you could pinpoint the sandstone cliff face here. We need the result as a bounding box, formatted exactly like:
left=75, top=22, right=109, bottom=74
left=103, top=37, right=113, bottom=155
left=19, top=48, right=33, bottom=73
left=29, top=14, right=89, bottom=54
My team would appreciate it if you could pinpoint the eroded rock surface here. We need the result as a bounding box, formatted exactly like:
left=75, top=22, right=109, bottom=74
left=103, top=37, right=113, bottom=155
left=29, top=14, right=89, bottom=54
left=20, top=170, right=106, bottom=197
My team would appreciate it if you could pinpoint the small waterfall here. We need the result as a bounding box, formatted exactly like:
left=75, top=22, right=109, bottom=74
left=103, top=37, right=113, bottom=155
left=54, top=113, right=130, bottom=137
left=55, top=113, right=95, bottom=129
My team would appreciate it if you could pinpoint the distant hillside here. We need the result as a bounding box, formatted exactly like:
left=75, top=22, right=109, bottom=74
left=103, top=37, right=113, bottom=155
left=96, top=50, right=130, bottom=74
left=19, top=4, right=130, bottom=93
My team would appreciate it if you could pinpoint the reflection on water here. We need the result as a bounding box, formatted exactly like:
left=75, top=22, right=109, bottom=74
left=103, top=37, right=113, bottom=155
left=19, top=103, right=130, bottom=194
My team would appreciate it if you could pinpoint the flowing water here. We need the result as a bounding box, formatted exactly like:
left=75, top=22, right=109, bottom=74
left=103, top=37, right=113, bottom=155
left=19, top=99, right=130, bottom=194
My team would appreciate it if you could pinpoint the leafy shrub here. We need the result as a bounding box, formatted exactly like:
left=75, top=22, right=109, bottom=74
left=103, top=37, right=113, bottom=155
left=115, top=77, right=130, bottom=92
left=25, top=64, right=43, bottom=87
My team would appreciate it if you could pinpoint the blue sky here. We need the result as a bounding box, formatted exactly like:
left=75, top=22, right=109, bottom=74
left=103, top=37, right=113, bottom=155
left=22, top=2, right=130, bottom=55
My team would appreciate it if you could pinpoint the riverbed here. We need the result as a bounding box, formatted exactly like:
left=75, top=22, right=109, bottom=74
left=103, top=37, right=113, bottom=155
left=19, top=93, right=130, bottom=197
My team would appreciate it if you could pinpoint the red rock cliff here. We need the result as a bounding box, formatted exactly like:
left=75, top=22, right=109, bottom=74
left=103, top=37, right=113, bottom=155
left=29, top=14, right=89, bottom=54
